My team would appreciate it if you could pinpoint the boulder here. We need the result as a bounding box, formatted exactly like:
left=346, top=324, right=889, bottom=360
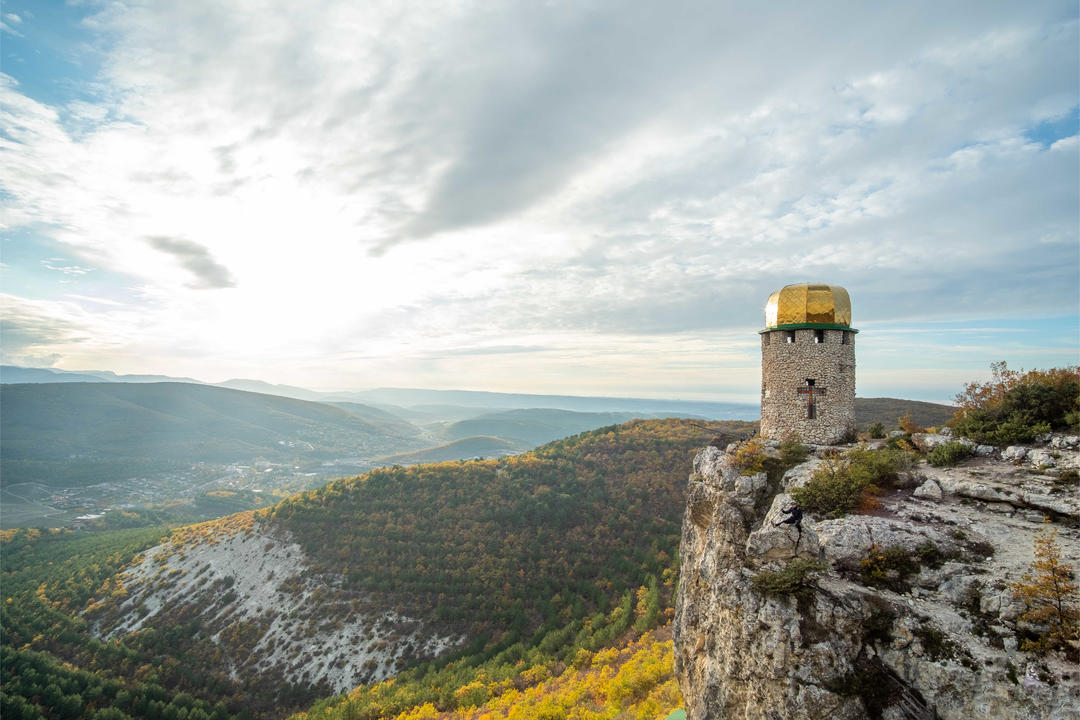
left=1027, top=450, right=1056, bottom=469
left=779, top=456, right=822, bottom=491
left=744, top=494, right=821, bottom=563
left=913, top=433, right=950, bottom=450
left=814, top=516, right=960, bottom=569
left=913, top=479, right=943, bottom=501
left=1002, top=446, right=1027, bottom=462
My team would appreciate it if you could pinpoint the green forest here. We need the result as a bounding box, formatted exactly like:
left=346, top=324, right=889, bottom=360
left=271, top=419, right=748, bottom=629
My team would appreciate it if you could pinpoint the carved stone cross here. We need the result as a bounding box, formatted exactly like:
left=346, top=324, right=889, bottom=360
left=797, top=381, right=826, bottom=419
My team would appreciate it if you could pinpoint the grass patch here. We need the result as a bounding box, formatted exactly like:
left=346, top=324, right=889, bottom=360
left=746, top=438, right=810, bottom=517
left=915, top=626, right=956, bottom=661
left=731, top=437, right=769, bottom=474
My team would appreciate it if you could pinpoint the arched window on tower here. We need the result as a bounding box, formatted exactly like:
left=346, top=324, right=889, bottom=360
left=784, top=331, right=795, bottom=344
left=814, top=329, right=824, bottom=344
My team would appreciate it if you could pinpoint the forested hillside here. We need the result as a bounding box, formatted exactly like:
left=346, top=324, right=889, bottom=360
left=854, top=397, right=954, bottom=430
left=11, top=418, right=750, bottom=719
left=0, top=383, right=428, bottom=491
left=374, top=436, right=524, bottom=465
left=435, top=408, right=640, bottom=446
left=270, top=419, right=754, bottom=630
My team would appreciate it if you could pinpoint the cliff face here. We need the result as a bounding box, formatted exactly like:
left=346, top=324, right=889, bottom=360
left=673, top=437, right=1080, bottom=720
left=86, top=515, right=459, bottom=694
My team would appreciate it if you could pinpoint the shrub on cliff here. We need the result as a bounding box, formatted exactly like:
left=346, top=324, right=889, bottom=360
left=751, top=559, right=824, bottom=599
left=778, top=438, right=809, bottom=466
left=732, top=436, right=808, bottom=479
left=731, top=437, right=769, bottom=474
left=858, top=542, right=950, bottom=593
left=859, top=545, right=920, bottom=593
left=927, top=440, right=972, bottom=467
left=791, top=446, right=911, bottom=518
left=950, top=362, right=1080, bottom=445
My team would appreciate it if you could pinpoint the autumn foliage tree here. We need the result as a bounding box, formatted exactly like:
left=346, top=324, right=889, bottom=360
left=950, top=362, right=1080, bottom=445
left=1011, top=525, right=1079, bottom=659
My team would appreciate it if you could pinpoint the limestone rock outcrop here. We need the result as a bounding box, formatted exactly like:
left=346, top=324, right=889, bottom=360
left=674, top=440, right=1079, bottom=720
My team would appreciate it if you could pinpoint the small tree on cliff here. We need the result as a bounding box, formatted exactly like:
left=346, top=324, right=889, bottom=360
left=1011, top=525, right=1078, bottom=658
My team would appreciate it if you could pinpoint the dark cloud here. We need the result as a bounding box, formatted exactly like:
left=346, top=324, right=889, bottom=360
left=145, top=236, right=236, bottom=289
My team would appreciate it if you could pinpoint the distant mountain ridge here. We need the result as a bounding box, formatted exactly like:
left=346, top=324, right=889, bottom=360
left=329, top=386, right=758, bottom=418
left=0, top=366, right=758, bottom=419
left=437, top=408, right=642, bottom=446
left=0, top=382, right=428, bottom=488
left=854, top=396, right=956, bottom=430
left=377, top=435, right=524, bottom=465
left=0, top=365, right=203, bottom=385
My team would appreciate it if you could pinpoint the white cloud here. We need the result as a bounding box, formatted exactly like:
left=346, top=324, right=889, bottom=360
left=0, top=12, right=22, bottom=36
left=0, top=1, right=1075, bottom=398
left=41, top=259, right=93, bottom=276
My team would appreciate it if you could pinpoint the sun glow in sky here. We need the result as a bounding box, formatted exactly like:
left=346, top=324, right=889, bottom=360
left=1, top=1, right=1077, bottom=404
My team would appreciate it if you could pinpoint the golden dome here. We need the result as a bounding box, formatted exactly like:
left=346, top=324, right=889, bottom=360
left=764, top=283, right=852, bottom=330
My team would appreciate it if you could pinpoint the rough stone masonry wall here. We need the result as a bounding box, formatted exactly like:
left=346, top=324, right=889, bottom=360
left=761, top=328, right=855, bottom=444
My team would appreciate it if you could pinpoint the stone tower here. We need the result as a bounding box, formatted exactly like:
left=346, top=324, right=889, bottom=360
left=760, top=283, right=856, bottom=444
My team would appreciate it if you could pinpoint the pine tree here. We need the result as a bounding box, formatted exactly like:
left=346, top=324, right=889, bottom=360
left=1011, top=525, right=1078, bottom=656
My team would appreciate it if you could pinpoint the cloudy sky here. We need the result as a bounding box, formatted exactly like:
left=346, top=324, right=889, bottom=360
left=1, top=1, right=1076, bottom=403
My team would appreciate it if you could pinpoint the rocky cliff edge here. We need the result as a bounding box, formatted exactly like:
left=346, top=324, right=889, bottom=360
left=673, top=435, right=1079, bottom=720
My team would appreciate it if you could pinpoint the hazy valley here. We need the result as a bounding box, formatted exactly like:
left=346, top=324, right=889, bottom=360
left=0, top=367, right=951, bottom=532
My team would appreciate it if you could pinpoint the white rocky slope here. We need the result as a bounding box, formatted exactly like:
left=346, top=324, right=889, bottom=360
left=86, top=514, right=460, bottom=694
left=673, top=435, right=1079, bottom=720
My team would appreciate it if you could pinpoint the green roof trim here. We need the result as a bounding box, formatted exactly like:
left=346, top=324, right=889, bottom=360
left=758, top=323, right=859, bottom=334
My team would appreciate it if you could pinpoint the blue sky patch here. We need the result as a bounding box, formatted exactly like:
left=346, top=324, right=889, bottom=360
left=1025, top=106, right=1078, bottom=148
